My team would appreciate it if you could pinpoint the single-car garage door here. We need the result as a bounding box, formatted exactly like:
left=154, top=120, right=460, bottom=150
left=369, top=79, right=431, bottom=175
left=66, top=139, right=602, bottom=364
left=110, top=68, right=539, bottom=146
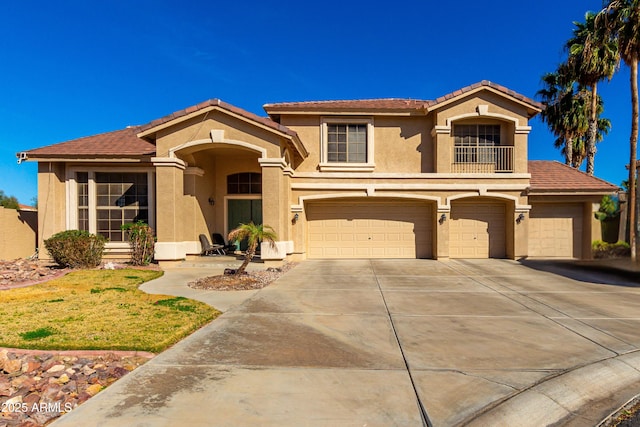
left=450, top=201, right=506, bottom=258
left=306, top=201, right=433, bottom=259
left=529, top=204, right=582, bottom=258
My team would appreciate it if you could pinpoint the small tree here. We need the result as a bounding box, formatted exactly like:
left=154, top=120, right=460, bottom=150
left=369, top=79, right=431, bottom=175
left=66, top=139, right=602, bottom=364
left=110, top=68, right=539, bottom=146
left=121, top=221, right=155, bottom=265
left=0, top=190, right=19, bottom=209
left=227, top=222, right=277, bottom=275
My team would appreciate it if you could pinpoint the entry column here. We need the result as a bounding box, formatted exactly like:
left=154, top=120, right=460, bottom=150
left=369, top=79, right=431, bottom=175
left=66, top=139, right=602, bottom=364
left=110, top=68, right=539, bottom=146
left=152, top=157, right=186, bottom=261
left=259, top=158, right=292, bottom=261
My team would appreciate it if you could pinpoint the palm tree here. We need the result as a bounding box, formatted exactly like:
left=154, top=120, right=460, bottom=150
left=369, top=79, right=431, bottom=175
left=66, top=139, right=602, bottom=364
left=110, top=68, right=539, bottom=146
left=537, top=67, right=589, bottom=167
left=566, top=11, right=619, bottom=175
left=600, top=0, right=640, bottom=261
left=227, top=222, right=277, bottom=275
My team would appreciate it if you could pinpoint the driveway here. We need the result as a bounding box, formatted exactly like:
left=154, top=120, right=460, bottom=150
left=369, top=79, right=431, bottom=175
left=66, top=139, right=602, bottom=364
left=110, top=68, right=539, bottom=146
left=52, top=259, right=640, bottom=426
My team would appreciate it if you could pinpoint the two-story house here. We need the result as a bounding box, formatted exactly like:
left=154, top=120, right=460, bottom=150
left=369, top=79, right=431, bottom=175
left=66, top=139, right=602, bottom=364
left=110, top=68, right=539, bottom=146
left=21, top=81, right=617, bottom=263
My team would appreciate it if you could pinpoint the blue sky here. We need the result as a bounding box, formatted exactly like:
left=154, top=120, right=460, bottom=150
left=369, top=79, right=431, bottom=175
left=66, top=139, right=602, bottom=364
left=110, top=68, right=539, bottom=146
left=0, top=0, right=630, bottom=204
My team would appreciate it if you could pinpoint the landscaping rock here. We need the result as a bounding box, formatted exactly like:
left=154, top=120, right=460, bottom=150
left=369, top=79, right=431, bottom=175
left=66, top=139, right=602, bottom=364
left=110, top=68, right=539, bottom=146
left=0, top=259, right=65, bottom=289
left=0, top=350, right=149, bottom=426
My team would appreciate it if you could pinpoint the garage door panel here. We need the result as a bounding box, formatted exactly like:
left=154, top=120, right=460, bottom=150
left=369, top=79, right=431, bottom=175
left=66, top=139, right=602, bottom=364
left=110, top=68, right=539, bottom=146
left=307, top=202, right=433, bottom=259
left=450, top=202, right=506, bottom=258
left=529, top=204, right=582, bottom=258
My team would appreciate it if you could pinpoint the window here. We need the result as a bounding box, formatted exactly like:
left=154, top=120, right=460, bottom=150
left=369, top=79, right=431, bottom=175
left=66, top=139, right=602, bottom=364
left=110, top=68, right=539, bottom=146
left=227, top=173, right=261, bottom=194
left=327, top=124, right=367, bottom=163
left=454, top=124, right=500, bottom=147
left=454, top=124, right=501, bottom=163
left=75, top=171, right=150, bottom=242
left=77, top=172, right=89, bottom=232
left=320, top=117, right=374, bottom=171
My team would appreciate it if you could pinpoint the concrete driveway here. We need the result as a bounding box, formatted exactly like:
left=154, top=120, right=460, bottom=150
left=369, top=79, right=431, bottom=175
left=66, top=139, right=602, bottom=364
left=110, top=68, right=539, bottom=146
left=52, top=259, right=640, bottom=426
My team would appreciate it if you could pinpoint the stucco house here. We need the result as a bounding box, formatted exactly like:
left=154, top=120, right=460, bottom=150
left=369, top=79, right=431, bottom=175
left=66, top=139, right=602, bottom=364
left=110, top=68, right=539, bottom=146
left=20, top=81, right=617, bottom=263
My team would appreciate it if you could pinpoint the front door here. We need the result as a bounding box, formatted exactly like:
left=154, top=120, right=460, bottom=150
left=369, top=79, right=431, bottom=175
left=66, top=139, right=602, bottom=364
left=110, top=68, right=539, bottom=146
left=227, top=199, right=262, bottom=251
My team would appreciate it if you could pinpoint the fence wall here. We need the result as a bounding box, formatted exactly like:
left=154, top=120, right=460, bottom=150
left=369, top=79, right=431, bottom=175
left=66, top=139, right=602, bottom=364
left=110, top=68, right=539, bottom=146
left=0, top=207, right=37, bottom=260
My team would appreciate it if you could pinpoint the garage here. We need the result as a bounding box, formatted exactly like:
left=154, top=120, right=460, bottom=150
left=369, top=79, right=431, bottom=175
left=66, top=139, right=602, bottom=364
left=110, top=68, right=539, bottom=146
left=450, top=201, right=506, bottom=258
left=306, top=200, right=433, bottom=259
left=528, top=203, right=583, bottom=258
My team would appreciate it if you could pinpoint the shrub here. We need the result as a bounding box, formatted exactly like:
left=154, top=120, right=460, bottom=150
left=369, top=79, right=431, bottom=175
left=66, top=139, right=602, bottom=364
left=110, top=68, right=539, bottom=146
left=44, top=230, right=106, bottom=268
left=592, top=240, right=630, bottom=259
left=121, top=221, right=155, bottom=265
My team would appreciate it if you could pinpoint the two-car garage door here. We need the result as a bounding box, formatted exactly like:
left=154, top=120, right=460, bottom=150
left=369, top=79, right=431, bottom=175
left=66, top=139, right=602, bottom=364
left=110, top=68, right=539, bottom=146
left=306, top=201, right=433, bottom=259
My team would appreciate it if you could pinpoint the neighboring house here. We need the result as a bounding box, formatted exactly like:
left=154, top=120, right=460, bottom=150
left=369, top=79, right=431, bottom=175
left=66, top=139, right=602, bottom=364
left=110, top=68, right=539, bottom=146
left=20, top=81, right=617, bottom=263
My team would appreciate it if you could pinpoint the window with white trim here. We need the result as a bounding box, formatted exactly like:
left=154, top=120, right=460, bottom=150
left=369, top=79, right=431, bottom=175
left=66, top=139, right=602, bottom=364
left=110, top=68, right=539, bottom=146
left=74, top=171, right=151, bottom=242
left=327, top=124, right=367, bottom=163
left=320, top=117, right=374, bottom=171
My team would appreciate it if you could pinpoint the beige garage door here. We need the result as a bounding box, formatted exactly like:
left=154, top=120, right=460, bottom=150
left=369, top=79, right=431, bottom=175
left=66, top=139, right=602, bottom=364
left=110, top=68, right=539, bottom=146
left=450, top=202, right=506, bottom=258
left=306, top=201, right=433, bottom=259
left=529, top=204, right=582, bottom=258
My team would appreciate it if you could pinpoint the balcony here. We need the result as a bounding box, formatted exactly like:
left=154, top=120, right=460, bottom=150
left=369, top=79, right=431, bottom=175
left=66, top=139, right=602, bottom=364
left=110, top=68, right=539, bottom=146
left=452, top=146, right=514, bottom=173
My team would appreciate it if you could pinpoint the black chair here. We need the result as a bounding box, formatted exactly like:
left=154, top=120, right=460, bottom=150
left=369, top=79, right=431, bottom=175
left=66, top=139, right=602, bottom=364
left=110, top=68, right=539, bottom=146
left=212, top=233, right=235, bottom=254
left=199, top=234, right=224, bottom=256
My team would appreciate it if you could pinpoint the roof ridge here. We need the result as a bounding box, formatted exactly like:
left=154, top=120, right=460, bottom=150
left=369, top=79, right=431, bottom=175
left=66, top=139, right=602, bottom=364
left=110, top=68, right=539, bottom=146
left=265, top=97, right=429, bottom=106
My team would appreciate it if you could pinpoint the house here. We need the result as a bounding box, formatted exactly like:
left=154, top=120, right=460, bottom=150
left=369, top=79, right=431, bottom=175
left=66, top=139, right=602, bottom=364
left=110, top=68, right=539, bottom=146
left=20, top=81, right=617, bottom=263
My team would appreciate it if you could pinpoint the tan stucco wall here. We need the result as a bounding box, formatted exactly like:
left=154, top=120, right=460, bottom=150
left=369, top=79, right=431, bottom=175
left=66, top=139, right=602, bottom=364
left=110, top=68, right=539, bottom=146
left=37, top=162, right=66, bottom=258
left=0, top=208, right=37, bottom=260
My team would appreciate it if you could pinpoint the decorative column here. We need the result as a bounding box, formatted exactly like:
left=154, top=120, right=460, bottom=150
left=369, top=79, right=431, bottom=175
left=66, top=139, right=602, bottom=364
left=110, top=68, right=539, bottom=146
left=258, top=157, right=292, bottom=261
left=152, top=157, right=186, bottom=260
left=435, top=207, right=450, bottom=260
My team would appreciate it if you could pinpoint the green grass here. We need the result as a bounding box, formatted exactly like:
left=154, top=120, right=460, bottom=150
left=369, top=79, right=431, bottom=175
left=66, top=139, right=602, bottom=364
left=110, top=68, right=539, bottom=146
left=0, top=269, right=220, bottom=352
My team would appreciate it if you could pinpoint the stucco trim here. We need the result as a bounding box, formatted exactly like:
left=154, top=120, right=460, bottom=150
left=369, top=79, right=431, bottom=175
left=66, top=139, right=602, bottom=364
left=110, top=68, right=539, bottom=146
left=293, top=172, right=531, bottom=179
left=258, top=158, right=288, bottom=168
left=445, top=192, right=531, bottom=211
left=169, top=138, right=268, bottom=159
left=152, top=157, right=186, bottom=170
left=319, top=117, right=375, bottom=171
left=292, top=183, right=529, bottom=191
left=184, top=167, right=205, bottom=177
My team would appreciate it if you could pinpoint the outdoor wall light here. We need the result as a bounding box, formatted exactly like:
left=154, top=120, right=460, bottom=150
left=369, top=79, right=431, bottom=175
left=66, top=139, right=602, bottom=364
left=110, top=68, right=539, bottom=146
left=516, top=213, right=525, bottom=224
left=439, top=213, right=447, bottom=224
left=208, top=197, right=215, bottom=206
left=292, top=213, right=299, bottom=224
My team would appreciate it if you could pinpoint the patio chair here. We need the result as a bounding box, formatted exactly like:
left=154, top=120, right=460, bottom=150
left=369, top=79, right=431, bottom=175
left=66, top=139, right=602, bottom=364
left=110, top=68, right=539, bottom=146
left=212, top=233, right=235, bottom=254
left=199, top=234, right=224, bottom=256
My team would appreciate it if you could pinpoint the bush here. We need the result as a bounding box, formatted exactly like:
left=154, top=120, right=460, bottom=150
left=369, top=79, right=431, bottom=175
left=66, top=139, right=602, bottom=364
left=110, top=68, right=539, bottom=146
left=592, top=240, right=630, bottom=259
left=44, top=230, right=106, bottom=268
left=121, top=221, right=155, bottom=265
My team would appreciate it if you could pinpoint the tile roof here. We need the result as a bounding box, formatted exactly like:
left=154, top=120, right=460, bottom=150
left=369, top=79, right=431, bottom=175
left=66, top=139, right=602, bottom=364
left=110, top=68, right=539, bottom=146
left=23, top=127, right=155, bottom=158
left=138, top=98, right=298, bottom=138
left=264, top=81, right=543, bottom=113
left=263, top=98, right=428, bottom=111
left=424, top=80, right=543, bottom=110
left=528, top=160, right=618, bottom=193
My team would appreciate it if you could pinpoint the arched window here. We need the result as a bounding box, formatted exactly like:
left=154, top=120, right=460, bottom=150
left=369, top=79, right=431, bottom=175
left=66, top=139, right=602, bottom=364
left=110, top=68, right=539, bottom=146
left=227, top=172, right=261, bottom=194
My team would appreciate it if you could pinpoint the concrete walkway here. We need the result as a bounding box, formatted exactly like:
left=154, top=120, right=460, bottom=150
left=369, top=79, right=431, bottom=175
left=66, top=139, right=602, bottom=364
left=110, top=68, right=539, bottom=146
left=51, top=259, right=640, bottom=426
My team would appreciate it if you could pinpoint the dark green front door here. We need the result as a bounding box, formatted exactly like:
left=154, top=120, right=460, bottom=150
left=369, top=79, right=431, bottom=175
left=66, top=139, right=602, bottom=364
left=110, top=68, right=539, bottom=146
left=227, top=199, right=262, bottom=251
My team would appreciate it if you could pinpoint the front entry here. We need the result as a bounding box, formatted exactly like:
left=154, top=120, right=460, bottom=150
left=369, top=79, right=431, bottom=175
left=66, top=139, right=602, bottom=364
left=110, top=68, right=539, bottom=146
left=227, top=199, right=262, bottom=250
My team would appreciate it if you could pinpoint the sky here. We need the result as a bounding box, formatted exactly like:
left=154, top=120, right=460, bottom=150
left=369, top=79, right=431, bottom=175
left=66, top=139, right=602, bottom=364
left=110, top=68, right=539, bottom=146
left=0, top=0, right=631, bottom=205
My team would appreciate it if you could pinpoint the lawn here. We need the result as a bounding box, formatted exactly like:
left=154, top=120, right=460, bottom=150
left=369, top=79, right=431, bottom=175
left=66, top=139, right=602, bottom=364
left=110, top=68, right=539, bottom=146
left=0, top=269, right=220, bottom=353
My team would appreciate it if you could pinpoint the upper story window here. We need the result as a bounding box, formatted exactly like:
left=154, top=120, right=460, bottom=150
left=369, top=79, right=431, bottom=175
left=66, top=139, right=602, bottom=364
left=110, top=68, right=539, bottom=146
left=327, top=124, right=367, bottom=163
left=452, top=124, right=512, bottom=172
left=227, top=172, right=261, bottom=194
left=320, top=117, right=374, bottom=171
left=454, top=124, right=501, bottom=147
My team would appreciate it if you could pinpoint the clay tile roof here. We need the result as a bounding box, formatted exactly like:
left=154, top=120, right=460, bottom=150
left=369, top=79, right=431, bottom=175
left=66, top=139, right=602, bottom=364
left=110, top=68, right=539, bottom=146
left=424, top=80, right=543, bottom=111
left=528, top=160, right=618, bottom=192
left=23, top=127, right=155, bottom=158
left=18, top=204, right=36, bottom=211
left=264, top=81, right=542, bottom=114
left=138, top=99, right=298, bottom=138
left=263, top=98, right=428, bottom=111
